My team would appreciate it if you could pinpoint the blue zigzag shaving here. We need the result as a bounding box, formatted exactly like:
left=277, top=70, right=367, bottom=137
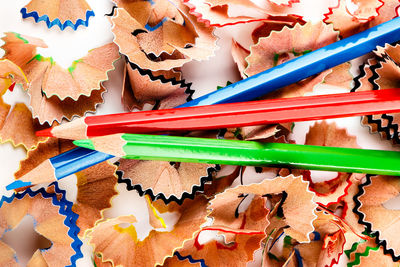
left=174, top=251, right=207, bottom=266
left=294, top=248, right=304, bottom=267
left=20, top=7, right=95, bottom=31
left=145, top=17, right=167, bottom=31
left=0, top=182, right=83, bottom=266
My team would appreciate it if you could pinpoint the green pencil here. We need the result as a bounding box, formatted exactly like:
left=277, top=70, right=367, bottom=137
left=73, top=133, right=400, bottom=176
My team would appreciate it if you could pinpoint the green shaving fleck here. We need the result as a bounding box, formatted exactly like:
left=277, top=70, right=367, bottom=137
left=283, top=235, right=292, bottom=248
left=291, top=123, right=295, bottom=131
left=27, top=54, right=54, bottom=65
left=267, top=252, right=285, bottom=262
left=344, top=239, right=367, bottom=258
left=233, top=128, right=241, bottom=138
left=347, top=246, right=379, bottom=267
left=274, top=49, right=313, bottom=67
left=216, top=81, right=232, bottom=90
left=291, top=48, right=312, bottom=57
left=273, top=53, right=280, bottom=67
left=291, top=48, right=300, bottom=57
left=12, top=32, right=29, bottom=43
left=68, top=59, right=81, bottom=74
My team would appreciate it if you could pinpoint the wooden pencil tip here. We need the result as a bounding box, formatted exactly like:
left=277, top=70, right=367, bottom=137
left=36, top=128, right=53, bottom=137
left=6, top=180, right=32, bottom=190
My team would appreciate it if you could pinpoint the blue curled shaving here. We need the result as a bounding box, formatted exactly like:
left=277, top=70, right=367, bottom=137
left=20, top=7, right=95, bottom=31
left=106, top=0, right=182, bottom=32
left=174, top=251, right=207, bottom=266
left=294, top=248, right=303, bottom=267
left=0, top=182, right=83, bottom=266
left=145, top=17, right=167, bottom=31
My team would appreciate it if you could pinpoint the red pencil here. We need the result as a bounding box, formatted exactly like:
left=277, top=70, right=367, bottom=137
left=36, top=89, right=400, bottom=140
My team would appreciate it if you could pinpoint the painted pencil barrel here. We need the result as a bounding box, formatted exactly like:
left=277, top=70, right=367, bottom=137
left=75, top=134, right=400, bottom=176
left=50, top=147, right=114, bottom=179
left=179, top=17, right=400, bottom=107
left=43, top=17, right=400, bottom=180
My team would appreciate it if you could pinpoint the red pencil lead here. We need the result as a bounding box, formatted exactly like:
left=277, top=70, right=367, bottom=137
left=36, top=128, right=54, bottom=137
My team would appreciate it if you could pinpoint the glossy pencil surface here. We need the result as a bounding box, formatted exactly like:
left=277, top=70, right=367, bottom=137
left=179, top=16, right=400, bottom=107
left=37, top=88, right=400, bottom=138
left=31, top=17, right=400, bottom=186
left=5, top=147, right=114, bottom=190
left=49, top=147, right=114, bottom=178
left=74, top=134, right=400, bottom=176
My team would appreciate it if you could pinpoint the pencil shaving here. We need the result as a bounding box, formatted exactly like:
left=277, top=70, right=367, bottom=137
left=324, top=0, right=400, bottom=38
left=213, top=175, right=317, bottom=243
left=245, top=22, right=339, bottom=77
left=0, top=184, right=82, bottom=266
left=177, top=231, right=265, bottom=267
left=251, top=15, right=306, bottom=43
left=183, top=0, right=298, bottom=27
left=323, top=62, right=354, bottom=89
left=353, top=45, right=400, bottom=144
left=267, top=0, right=300, bottom=7
left=163, top=254, right=201, bottom=266
left=1, top=32, right=47, bottom=68
left=1, top=33, right=119, bottom=124
left=208, top=193, right=269, bottom=243
left=355, top=175, right=400, bottom=260
left=294, top=210, right=359, bottom=267
left=244, top=22, right=351, bottom=100
left=0, top=59, right=28, bottom=93
left=0, top=59, right=43, bottom=150
left=280, top=122, right=364, bottom=208
left=110, top=0, right=218, bottom=71
left=0, top=102, right=48, bottom=150
left=73, top=161, right=118, bottom=238
left=21, top=0, right=94, bottom=30
left=41, top=43, right=120, bottom=101
left=145, top=195, right=166, bottom=229
left=231, top=40, right=250, bottom=79
left=30, top=83, right=107, bottom=125
left=88, top=195, right=208, bottom=266
left=346, top=240, right=398, bottom=266
left=122, top=63, right=192, bottom=110
left=117, top=159, right=217, bottom=202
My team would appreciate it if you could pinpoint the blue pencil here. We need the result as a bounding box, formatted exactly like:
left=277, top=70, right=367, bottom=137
left=179, top=17, right=400, bottom=107
left=7, top=17, right=400, bottom=190
left=7, top=148, right=113, bottom=190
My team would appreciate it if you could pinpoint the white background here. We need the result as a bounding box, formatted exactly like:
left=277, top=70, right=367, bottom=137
left=0, top=0, right=399, bottom=266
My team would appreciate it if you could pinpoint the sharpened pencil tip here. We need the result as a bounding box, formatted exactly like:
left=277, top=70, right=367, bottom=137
left=6, top=180, right=32, bottom=190
left=36, top=128, right=53, bottom=137
left=73, top=139, right=95, bottom=150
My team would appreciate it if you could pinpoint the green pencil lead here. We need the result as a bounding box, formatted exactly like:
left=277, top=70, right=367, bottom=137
left=73, top=139, right=95, bottom=150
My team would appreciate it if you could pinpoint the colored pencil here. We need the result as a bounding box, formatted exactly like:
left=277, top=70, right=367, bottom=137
left=179, top=16, right=400, bottom=107
left=37, top=88, right=400, bottom=139
left=73, top=133, right=400, bottom=176
left=8, top=17, right=400, bottom=190
left=6, top=148, right=114, bottom=190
